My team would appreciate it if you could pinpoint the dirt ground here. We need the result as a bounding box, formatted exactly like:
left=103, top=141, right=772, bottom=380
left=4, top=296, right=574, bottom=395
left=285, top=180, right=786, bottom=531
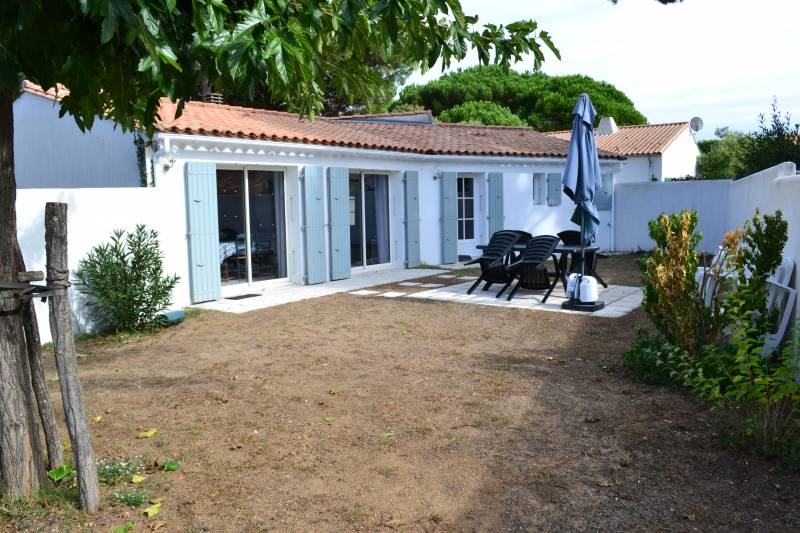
left=5, top=256, right=799, bottom=532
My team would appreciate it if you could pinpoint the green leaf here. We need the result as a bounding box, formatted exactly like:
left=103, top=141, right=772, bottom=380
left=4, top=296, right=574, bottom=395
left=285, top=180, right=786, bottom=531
left=162, top=459, right=181, bottom=472
left=47, top=464, right=75, bottom=482
left=111, top=522, right=134, bottom=533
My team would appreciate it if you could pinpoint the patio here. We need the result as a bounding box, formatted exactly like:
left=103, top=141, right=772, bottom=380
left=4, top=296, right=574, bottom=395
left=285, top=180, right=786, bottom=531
left=351, top=277, right=642, bottom=318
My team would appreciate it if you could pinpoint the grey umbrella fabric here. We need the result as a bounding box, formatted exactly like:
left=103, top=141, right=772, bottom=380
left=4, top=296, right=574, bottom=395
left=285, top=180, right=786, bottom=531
left=561, top=93, right=602, bottom=244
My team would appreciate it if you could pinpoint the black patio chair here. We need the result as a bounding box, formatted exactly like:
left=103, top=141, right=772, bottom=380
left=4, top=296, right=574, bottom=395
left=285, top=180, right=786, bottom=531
left=501, top=235, right=561, bottom=302
left=556, top=230, right=608, bottom=288
left=466, top=230, right=531, bottom=294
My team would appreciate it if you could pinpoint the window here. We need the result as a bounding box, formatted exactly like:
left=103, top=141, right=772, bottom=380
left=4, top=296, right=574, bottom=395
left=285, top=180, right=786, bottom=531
left=546, top=172, right=562, bottom=206
left=532, top=173, right=546, bottom=205
left=457, top=176, right=475, bottom=240
left=596, top=172, right=613, bottom=211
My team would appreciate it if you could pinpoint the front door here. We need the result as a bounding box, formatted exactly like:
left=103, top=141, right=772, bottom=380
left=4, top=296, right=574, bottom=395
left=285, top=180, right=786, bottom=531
left=216, top=169, right=286, bottom=286
left=457, top=176, right=476, bottom=258
left=349, top=172, right=391, bottom=268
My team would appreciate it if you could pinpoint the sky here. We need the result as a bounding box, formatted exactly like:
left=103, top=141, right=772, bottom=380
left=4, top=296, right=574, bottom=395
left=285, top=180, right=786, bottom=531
left=403, top=0, right=800, bottom=139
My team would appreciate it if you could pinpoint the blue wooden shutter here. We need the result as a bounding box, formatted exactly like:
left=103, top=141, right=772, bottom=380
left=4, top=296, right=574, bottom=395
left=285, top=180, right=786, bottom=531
left=328, top=167, right=351, bottom=280
left=440, top=171, right=458, bottom=264
left=185, top=162, right=221, bottom=303
left=302, top=166, right=327, bottom=284
left=487, top=172, right=504, bottom=235
left=403, top=171, right=421, bottom=268
left=547, top=172, right=562, bottom=206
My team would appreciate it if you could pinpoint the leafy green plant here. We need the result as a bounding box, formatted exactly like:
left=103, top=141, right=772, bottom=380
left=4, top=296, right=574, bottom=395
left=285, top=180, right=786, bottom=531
left=112, top=488, right=149, bottom=508
left=677, top=320, right=800, bottom=458
left=74, top=225, right=179, bottom=333
left=162, top=459, right=181, bottom=472
left=622, top=327, right=683, bottom=385
left=727, top=209, right=788, bottom=339
left=47, top=464, right=75, bottom=483
left=640, top=210, right=723, bottom=354
left=97, top=457, right=147, bottom=485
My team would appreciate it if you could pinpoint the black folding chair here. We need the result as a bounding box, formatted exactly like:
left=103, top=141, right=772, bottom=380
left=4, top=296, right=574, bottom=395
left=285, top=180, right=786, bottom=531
left=466, top=230, right=531, bottom=294
left=501, top=235, right=560, bottom=302
left=556, top=230, right=608, bottom=288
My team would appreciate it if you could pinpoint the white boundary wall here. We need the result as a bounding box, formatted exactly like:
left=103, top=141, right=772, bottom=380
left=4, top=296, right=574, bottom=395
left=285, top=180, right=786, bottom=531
left=615, top=162, right=800, bottom=314
left=614, top=179, right=731, bottom=253
left=17, top=187, right=193, bottom=344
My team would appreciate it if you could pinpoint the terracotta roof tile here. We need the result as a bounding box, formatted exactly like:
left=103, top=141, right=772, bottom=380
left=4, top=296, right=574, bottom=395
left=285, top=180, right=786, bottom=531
left=546, top=122, right=690, bottom=156
left=155, top=100, right=624, bottom=159
left=21, top=81, right=69, bottom=102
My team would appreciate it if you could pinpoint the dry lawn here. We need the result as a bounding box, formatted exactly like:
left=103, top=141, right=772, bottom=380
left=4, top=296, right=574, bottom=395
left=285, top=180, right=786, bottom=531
left=3, top=256, right=798, bottom=532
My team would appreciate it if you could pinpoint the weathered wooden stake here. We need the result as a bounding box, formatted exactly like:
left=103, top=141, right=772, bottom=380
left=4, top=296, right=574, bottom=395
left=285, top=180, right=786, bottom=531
left=17, top=249, right=63, bottom=471
left=45, top=202, right=99, bottom=512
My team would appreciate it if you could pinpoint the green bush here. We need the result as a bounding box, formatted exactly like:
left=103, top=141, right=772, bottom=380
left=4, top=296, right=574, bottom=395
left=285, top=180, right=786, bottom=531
left=622, top=327, right=683, bottom=385
left=74, top=225, right=179, bottom=333
left=677, top=321, right=800, bottom=458
left=628, top=208, right=797, bottom=460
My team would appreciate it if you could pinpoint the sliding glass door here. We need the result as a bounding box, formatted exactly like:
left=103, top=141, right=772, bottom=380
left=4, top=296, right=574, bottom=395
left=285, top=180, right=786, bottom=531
left=217, top=169, right=286, bottom=286
left=349, top=172, right=390, bottom=268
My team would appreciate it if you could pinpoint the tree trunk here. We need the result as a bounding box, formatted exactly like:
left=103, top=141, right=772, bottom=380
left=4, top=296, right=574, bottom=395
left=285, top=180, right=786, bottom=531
left=45, top=202, right=100, bottom=513
left=0, top=88, right=36, bottom=498
left=17, top=246, right=63, bottom=471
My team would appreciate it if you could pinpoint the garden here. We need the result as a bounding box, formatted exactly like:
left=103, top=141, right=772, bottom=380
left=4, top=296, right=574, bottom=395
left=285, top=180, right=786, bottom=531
left=2, top=212, right=799, bottom=532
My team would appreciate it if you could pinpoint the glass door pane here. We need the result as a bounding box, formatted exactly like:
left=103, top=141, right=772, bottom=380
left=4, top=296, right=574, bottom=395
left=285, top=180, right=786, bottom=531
left=349, top=174, right=363, bottom=267
left=364, top=174, right=390, bottom=265
left=457, top=176, right=474, bottom=240
left=216, top=169, right=247, bottom=285
left=248, top=170, right=286, bottom=281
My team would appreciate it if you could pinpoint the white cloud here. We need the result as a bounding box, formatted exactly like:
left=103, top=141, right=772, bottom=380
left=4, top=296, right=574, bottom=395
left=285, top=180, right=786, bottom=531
left=403, top=0, right=800, bottom=139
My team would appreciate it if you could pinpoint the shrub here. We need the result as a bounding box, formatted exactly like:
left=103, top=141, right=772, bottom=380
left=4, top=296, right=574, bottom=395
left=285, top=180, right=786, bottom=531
left=640, top=210, right=723, bottom=354
left=622, top=327, right=683, bottom=385
left=74, top=225, right=179, bottom=333
left=677, top=320, right=800, bottom=458
left=631, top=207, right=797, bottom=460
left=727, top=209, right=788, bottom=338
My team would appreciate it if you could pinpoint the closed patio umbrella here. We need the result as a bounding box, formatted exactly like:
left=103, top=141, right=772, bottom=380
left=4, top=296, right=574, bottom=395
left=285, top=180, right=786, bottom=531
left=561, top=93, right=604, bottom=311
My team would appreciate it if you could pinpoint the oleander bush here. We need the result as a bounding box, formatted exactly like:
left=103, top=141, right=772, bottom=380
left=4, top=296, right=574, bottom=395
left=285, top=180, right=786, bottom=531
left=74, top=225, right=179, bottom=333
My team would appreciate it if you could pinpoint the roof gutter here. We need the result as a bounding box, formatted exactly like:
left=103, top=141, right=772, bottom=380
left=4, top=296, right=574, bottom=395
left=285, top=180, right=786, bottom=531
left=153, top=132, right=624, bottom=168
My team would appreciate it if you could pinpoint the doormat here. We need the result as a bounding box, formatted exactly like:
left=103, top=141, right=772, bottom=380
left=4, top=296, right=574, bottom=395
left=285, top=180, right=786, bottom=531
left=225, top=294, right=261, bottom=301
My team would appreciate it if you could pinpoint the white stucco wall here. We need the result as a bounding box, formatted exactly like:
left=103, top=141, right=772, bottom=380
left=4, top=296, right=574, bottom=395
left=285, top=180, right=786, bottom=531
left=614, top=179, right=731, bottom=253
left=17, top=184, right=192, bottom=344
left=614, top=155, right=659, bottom=184
left=17, top=132, right=621, bottom=342
left=661, top=128, right=700, bottom=179
left=13, top=92, right=139, bottom=188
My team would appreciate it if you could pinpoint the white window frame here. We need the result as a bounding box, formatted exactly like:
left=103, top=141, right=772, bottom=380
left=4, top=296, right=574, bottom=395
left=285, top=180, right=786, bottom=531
left=457, top=176, right=475, bottom=241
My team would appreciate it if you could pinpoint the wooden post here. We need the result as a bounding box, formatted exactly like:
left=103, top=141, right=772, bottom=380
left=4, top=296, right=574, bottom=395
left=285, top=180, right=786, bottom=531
left=45, top=202, right=99, bottom=512
left=16, top=251, right=63, bottom=471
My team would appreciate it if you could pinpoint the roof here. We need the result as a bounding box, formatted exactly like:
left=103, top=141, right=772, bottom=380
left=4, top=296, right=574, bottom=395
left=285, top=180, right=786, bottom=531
left=155, top=100, right=624, bottom=159
left=21, top=81, right=69, bottom=102
left=546, top=122, right=690, bottom=156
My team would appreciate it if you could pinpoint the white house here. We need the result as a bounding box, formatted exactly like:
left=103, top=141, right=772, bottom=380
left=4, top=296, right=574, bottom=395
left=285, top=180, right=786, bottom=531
left=547, top=117, right=700, bottom=183
left=15, top=84, right=623, bottom=311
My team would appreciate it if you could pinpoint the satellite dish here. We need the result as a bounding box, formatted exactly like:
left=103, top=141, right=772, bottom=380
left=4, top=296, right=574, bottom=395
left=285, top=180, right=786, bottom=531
left=690, top=116, right=704, bottom=133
